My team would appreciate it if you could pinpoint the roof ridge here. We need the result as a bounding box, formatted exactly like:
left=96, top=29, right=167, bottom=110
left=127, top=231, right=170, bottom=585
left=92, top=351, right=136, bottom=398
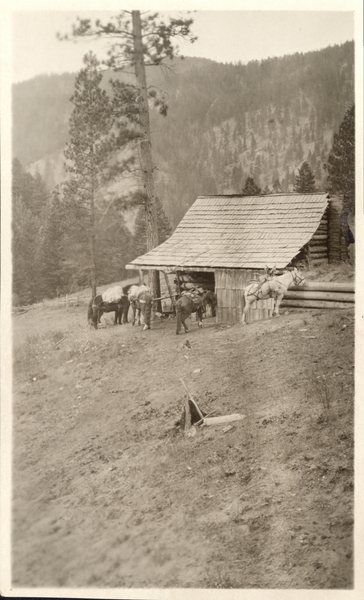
left=198, top=191, right=328, bottom=198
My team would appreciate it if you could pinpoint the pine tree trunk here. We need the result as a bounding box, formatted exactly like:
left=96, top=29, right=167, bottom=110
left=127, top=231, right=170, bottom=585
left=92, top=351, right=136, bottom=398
left=132, top=10, right=161, bottom=309
left=90, top=172, right=97, bottom=299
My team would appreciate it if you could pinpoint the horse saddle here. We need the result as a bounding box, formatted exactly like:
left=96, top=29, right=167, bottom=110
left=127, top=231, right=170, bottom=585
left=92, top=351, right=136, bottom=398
left=250, top=280, right=275, bottom=301
left=182, top=290, right=203, bottom=308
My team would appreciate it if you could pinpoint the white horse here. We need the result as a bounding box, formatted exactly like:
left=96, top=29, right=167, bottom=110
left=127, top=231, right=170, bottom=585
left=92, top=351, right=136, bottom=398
left=242, top=267, right=305, bottom=325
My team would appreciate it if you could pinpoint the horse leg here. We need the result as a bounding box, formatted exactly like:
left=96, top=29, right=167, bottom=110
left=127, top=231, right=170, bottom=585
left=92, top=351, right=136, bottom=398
left=197, top=308, right=203, bottom=328
left=142, top=298, right=151, bottom=331
left=123, top=302, right=129, bottom=324
left=273, top=293, right=283, bottom=317
left=87, top=301, right=93, bottom=324
left=182, top=315, right=189, bottom=333
left=178, top=307, right=189, bottom=333
left=243, top=295, right=257, bottom=325
left=141, top=304, right=146, bottom=330
left=242, top=294, right=249, bottom=325
left=176, top=305, right=182, bottom=334
left=182, top=306, right=190, bottom=333
left=91, top=307, right=99, bottom=329
left=131, top=303, right=136, bottom=326
left=92, top=312, right=98, bottom=330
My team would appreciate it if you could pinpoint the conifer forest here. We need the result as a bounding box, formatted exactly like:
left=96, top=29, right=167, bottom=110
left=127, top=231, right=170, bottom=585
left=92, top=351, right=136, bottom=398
left=12, top=40, right=354, bottom=304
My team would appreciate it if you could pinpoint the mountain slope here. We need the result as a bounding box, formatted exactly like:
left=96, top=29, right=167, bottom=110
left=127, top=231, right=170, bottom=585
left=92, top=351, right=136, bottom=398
left=12, top=42, right=354, bottom=228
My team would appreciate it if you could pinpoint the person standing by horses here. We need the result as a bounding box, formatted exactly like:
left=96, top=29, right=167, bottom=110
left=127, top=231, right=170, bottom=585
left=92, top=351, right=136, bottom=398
left=127, top=284, right=153, bottom=330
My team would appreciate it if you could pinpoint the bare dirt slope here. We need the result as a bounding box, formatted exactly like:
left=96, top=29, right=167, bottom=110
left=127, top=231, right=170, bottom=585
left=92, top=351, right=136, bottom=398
left=11, top=270, right=354, bottom=589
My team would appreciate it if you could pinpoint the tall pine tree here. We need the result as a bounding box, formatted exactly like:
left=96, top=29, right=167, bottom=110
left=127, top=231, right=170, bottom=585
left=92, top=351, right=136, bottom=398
left=242, top=176, right=261, bottom=195
left=62, top=10, right=196, bottom=302
left=12, top=159, right=48, bottom=303
left=12, top=197, right=42, bottom=304
left=293, top=161, right=316, bottom=193
left=39, top=190, right=66, bottom=298
left=326, top=104, right=355, bottom=213
left=63, top=52, right=134, bottom=297
left=12, top=158, right=48, bottom=218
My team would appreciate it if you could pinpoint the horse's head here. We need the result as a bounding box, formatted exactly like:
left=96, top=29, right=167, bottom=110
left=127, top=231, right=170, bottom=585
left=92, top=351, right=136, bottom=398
left=264, top=265, right=277, bottom=278
left=292, top=267, right=305, bottom=286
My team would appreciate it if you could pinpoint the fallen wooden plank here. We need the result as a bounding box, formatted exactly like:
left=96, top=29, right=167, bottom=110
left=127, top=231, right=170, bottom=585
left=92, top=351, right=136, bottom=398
left=203, top=414, right=245, bottom=426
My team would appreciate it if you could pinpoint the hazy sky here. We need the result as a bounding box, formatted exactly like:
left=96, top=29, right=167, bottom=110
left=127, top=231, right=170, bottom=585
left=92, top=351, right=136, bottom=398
left=11, top=7, right=355, bottom=84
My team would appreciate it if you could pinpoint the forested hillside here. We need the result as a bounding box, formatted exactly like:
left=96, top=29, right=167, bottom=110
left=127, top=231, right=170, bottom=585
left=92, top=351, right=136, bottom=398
left=13, top=42, right=354, bottom=229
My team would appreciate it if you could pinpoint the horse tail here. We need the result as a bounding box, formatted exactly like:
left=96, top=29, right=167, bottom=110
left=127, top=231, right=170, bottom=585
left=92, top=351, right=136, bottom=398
left=123, top=297, right=130, bottom=323
left=87, top=299, right=98, bottom=329
left=87, top=299, right=93, bottom=323
left=176, top=299, right=182, bottom=334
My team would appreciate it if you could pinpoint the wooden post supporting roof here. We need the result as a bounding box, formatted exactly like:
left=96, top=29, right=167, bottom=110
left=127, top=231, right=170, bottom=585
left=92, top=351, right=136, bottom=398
left=163, top=271, right=176, bottom=314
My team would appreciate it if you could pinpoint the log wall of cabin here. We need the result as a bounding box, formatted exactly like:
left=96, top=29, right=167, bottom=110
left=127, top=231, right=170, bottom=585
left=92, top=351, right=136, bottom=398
left=328, top=195, right=349, bottom=263
left=307, top=207, right=329, bottom=265
left=301, top=196, right=348, bottom=266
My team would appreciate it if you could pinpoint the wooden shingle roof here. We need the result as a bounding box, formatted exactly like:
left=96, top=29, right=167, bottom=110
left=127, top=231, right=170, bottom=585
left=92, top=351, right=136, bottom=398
left=128, top=193, right=329, bottom=270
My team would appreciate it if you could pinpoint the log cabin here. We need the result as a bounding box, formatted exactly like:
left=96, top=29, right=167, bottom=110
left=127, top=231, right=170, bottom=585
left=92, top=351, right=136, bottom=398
left=126, top=192, right=351, bottom=324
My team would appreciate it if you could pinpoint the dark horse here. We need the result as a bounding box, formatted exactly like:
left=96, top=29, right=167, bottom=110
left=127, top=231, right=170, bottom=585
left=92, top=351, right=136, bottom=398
left=176, top=290, right=217, bottom=335
left=87, top=286, right=130, bottom=329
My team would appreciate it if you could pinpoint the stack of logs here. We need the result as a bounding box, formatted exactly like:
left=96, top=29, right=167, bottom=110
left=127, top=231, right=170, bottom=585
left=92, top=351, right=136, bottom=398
left=281, top=281, right=354, bottom=310
left=175, top=272, right=215, bottom=294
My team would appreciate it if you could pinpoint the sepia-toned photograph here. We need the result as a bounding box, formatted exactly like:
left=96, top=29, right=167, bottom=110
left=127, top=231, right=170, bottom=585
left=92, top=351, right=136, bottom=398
left=1, top=0, right=362, bottom=597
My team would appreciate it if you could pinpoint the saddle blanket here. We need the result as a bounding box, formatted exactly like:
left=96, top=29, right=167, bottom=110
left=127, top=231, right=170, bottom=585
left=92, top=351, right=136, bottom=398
left=102, top=286, right=124, bottom=303
left=128, top=284, right=152, bottom=302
